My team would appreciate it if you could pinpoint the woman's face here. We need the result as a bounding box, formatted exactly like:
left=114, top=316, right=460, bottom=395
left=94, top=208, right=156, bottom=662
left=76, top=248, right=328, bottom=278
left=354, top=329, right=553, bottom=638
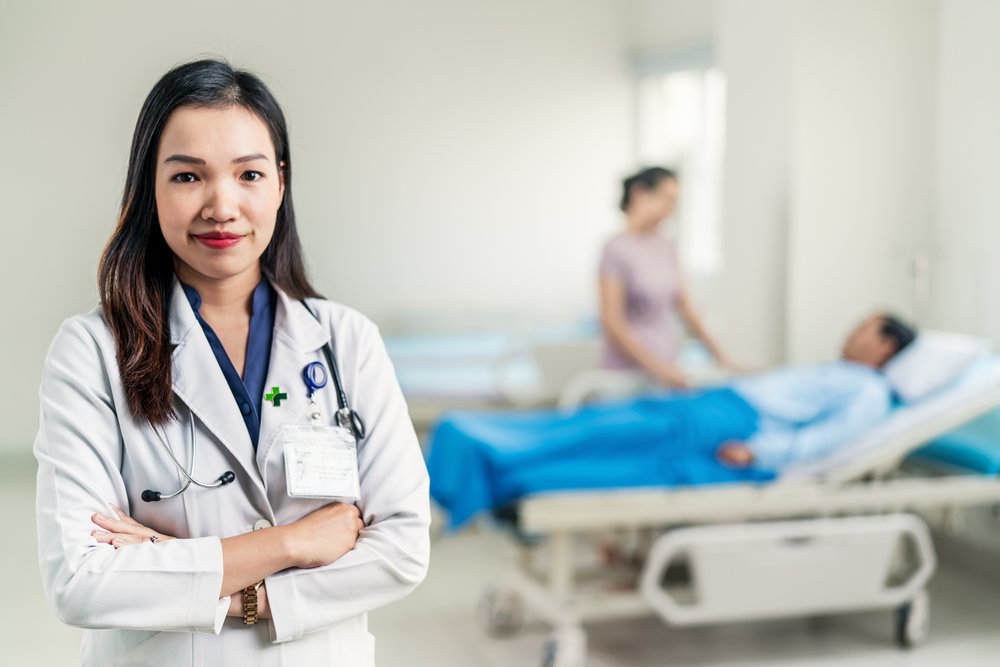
left=155, top=105, right=285, bottom=286
left=633, top=177, right=679, bottom=231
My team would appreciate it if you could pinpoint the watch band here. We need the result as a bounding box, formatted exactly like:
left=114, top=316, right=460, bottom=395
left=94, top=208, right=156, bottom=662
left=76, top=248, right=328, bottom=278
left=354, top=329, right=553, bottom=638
left=242, top=581, right=263, bottom=625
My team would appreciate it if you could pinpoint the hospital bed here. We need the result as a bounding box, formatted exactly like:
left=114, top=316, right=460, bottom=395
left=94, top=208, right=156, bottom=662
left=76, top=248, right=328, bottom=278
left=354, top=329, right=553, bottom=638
left=471, top=357, right=1000, bottom=667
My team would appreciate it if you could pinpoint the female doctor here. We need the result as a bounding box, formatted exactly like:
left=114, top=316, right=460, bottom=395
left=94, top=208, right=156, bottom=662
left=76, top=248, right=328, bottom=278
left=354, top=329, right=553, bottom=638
left=34, top=59, right=430, bottom=666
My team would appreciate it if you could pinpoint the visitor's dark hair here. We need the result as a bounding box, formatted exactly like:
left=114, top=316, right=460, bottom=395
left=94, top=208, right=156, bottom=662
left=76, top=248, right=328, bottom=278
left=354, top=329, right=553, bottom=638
left=98, top=58, right=319, bottom=425
left=880, top=314, right=917, bottom=358
left=619, top=166, right=677, bottom=212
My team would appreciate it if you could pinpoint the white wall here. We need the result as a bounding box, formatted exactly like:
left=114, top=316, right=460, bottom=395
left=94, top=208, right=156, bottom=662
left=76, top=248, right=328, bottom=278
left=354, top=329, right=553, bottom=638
left=715, top=0, right=795, bottom=367
left=711, top=0, right=940, bottom=366
left=0, top=0, right=633, bottom=451
left=785, top=0, right=939, bottom=363
left=623, top=0, right=717, bottom=53
left=929, top=0, right=1000, bottom=342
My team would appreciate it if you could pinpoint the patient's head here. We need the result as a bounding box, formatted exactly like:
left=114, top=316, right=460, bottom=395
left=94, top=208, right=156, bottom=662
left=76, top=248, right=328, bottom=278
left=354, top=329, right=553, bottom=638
left=842, top=313, right=917, bottom=368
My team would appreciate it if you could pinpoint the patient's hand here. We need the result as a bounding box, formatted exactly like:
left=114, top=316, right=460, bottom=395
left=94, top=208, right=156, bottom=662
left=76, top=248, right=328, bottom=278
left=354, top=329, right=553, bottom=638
left=717, top=442, right=754, bottom=468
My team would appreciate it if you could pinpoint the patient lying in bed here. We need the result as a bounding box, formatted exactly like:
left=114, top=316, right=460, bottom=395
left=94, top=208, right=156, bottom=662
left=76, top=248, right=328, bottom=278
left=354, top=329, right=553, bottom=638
left=427, top=313, right=916, bottom=528
left=719, top=313, right=915, bottom=469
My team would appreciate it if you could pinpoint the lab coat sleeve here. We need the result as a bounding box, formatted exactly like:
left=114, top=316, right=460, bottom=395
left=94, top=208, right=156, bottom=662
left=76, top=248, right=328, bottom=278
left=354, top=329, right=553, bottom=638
left=265, top=320, right=431, bottom=643
left=746, top=380, right=891, bottom=470
left=34, top=318, right=229, bottom=633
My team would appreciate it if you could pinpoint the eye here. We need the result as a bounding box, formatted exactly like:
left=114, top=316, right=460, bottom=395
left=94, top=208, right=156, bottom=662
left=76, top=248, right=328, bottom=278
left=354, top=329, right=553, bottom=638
left=171, top=172, right=198, bottom=183
left=241, top=170, right=265, bottom=182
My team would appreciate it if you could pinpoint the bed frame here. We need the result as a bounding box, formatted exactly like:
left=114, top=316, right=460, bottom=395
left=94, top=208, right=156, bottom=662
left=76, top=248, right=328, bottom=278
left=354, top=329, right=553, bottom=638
left=475, top=372, right=1000, bottom=667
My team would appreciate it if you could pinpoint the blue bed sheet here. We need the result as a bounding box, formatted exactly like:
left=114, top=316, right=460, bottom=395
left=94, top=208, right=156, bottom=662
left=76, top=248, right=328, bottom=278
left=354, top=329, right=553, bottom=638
left=910, top=406, right=1000, bottom=474
left=426, top=388, right=776, bottom=529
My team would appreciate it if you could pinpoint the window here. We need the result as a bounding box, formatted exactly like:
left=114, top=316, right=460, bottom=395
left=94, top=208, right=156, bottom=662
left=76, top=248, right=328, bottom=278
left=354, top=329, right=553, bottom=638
left=635, top=55, right=726, bottom=276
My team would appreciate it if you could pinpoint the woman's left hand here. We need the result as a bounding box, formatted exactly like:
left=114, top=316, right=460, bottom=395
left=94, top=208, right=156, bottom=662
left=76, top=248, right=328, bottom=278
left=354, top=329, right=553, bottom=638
left=91, top=505, right=176, bottom=548
left=716, top=355, right=747, bottom=375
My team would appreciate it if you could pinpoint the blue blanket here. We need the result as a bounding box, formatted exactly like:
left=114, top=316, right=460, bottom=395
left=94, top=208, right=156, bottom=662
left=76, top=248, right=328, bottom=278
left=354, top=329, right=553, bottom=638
left=427, top=388, right=776, bottom=529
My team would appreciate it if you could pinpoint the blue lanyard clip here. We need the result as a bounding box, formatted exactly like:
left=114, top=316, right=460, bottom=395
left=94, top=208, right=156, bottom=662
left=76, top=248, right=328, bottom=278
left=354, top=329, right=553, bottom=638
left=302, top=361, right=329, bottom=398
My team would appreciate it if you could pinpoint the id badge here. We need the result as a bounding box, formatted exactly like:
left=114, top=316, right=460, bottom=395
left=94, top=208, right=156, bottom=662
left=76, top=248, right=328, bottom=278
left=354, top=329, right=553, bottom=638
left=281, top=424, right=360, bottom=501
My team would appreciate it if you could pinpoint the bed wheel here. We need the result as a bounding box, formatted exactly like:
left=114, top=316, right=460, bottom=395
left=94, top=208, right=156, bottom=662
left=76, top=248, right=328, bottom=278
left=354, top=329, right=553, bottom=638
left=476, top=587, right=526, bottom=638
left=541, top=627, right=587, bottom=667
left=895, top=589, right=930, bottom=648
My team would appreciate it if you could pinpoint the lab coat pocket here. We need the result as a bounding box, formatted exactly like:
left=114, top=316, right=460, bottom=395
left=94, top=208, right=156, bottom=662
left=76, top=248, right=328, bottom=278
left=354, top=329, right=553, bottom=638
left=325, top=624, right=375, bottom=666
left=83, top=628, right=186, bottom=667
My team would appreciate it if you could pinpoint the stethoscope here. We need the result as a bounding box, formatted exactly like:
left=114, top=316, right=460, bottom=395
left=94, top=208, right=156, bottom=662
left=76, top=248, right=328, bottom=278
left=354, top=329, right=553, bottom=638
left=141, top=300, right=366, bottom=502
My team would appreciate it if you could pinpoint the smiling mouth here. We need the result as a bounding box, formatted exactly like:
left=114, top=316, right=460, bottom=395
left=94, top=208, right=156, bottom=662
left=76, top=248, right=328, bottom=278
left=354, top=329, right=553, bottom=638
left=193, top=231, right=244, bottom=249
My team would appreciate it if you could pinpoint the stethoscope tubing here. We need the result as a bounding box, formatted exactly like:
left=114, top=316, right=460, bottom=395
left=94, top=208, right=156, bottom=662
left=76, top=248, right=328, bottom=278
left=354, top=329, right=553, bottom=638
left=143, top=409, right=235, bottom=502
left=300, top=299, right=367, bottom=441
left=142, top=299, right=364, bottom=502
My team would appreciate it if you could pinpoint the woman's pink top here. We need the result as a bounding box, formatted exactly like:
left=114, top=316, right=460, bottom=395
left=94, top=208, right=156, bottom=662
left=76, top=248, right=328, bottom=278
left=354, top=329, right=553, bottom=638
left=598, top=231, right=681, bottom=371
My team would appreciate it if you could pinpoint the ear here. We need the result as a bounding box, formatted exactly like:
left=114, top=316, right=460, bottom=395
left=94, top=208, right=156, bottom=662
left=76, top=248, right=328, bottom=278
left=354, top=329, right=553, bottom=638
left=278, top=160, right=286, bottom=200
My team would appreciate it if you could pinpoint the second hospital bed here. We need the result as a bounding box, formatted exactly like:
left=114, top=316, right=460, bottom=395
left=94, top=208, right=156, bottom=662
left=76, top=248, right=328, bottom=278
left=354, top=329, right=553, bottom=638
left=431, top=356, right=1000, bottom=667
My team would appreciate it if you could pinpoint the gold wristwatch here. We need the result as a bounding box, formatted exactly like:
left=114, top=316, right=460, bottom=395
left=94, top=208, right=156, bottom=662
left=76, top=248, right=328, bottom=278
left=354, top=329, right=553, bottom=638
left=242, top=581, right=264, bottom=625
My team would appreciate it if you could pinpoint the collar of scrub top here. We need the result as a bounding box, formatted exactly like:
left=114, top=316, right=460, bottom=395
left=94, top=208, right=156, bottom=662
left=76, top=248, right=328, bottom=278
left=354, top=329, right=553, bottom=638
left=166, top=278, right=337, bottom=504
left=180, top=279, right=276, bottom=450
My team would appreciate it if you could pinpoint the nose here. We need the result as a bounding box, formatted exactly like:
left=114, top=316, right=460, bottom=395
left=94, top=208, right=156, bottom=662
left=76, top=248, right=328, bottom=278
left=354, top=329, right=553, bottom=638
left=200, top=180, right=240, bottom=224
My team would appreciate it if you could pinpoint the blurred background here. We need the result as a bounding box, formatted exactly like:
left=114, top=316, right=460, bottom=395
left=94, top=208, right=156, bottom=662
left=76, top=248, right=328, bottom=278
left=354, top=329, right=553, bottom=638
left=3, top=0, right=1000, bottom=665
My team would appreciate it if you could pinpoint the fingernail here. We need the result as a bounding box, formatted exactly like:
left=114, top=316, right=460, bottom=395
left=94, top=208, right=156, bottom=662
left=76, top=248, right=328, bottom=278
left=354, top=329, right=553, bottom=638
left=95, top=514, right=107, bottom=521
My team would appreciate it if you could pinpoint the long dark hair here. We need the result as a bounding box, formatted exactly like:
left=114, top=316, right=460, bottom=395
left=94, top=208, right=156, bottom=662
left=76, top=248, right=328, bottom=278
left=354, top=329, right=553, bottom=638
left=619, top=166, right=677, bottom=212
left=98, top=59, right=319, bottom=425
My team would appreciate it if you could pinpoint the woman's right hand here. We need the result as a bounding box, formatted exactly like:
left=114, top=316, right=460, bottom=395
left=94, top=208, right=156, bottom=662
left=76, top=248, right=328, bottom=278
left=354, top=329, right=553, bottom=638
left=283, top=502, right=364, bottom=569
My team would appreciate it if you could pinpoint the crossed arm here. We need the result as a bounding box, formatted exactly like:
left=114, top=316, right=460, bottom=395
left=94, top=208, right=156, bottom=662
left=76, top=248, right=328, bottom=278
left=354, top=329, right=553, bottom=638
left=91, top=502, right=364, bottom=619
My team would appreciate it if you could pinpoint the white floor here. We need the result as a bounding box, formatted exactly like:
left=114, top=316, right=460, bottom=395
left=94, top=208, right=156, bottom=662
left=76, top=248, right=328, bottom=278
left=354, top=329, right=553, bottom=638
left=7, top=453, right=1000, bottom=666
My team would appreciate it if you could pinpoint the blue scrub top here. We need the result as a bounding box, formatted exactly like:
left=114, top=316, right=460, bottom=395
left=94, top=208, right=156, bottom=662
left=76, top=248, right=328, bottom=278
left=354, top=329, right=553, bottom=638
left=181, top=279, right=276, bottom=449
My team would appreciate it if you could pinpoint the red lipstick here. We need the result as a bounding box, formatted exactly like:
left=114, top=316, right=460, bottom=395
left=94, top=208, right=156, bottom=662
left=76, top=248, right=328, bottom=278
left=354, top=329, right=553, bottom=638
left=194, top=231, right=244, bottom=249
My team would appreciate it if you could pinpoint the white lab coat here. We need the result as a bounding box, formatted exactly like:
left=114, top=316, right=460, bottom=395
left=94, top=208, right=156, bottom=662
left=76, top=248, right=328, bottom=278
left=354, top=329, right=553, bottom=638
left=34, top=281, right=431, bottom=666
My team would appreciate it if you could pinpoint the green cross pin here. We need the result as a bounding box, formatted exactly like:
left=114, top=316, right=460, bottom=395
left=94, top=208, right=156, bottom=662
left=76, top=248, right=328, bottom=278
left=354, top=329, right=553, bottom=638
left=265, top=386, right=288, bottom=407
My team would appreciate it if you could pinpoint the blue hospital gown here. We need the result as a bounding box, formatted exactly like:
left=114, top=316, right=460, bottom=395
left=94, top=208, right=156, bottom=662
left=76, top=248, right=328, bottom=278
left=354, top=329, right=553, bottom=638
left=732, top=360, right=892, bottom=470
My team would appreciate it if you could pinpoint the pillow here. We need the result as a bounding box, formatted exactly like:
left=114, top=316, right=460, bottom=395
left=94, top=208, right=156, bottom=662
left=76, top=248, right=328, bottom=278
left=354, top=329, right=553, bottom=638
left=883, top=330, right=992, bottom=403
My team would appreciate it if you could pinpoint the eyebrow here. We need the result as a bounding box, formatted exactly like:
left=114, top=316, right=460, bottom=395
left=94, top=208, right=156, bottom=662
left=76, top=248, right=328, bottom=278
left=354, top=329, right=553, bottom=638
left=232, top=153, right=269, bottom=164
left=163, top=153, right=270, bottom=165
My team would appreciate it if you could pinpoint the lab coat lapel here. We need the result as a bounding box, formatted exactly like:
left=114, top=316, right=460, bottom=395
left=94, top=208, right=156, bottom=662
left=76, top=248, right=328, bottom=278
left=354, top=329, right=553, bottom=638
left=256, top=288, right=331, bottom=474
left=168, top=281, right=267, bottom=499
